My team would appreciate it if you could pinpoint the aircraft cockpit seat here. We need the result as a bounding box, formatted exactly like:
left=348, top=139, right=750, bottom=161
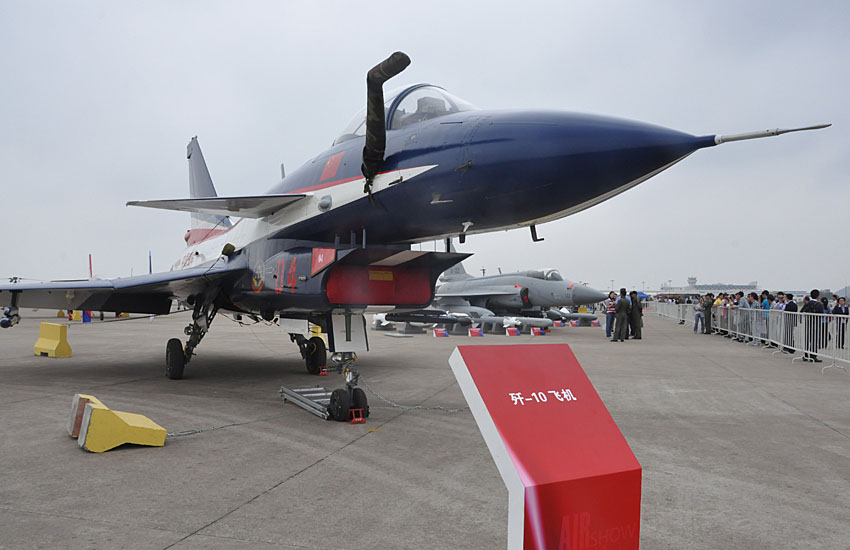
left=399, top=96, right=449, bottom=126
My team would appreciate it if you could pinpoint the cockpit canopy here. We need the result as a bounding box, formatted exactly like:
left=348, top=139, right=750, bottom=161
left=520, top=269, right=565, bottom=282
left=544, top=269, right=564, bottom=281
left=334, top=85, right=478, bottom=146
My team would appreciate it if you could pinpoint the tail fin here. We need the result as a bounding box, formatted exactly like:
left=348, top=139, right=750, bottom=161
left=439, top=242, right=473, bottom=282
left=187, top=137, right=231, bottom=231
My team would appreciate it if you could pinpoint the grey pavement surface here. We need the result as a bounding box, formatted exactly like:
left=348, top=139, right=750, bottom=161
left=1, top=311, right=848, bottom=549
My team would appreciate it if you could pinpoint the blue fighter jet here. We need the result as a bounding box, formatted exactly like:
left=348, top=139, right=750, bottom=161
left=0, top=52, right=829, bottom=400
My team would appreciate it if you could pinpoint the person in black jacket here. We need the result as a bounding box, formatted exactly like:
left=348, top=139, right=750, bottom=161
left=703, top=293, right=714, bottom=334
left=783, top=293, right=797, bottom=353
left=832, top=297, right=848, bottom=349
left=629, top=290, right=643, bottom=340
left=801, top=289, right=825, bottom=362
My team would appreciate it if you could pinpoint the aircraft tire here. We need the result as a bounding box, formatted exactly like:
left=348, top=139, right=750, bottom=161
left=329, top=388, right=350, bottom=422
left=305, top=336, right=326, bottom=375
left=166, top=338, right=185, bottom=380
left=351, top=387, right=370, bottom=418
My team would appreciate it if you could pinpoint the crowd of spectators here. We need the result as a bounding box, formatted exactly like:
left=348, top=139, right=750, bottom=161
left=661, top=289, right=849, bottom=363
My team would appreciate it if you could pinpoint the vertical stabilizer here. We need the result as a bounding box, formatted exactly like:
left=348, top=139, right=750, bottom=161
left=187, top=137, right=232, bottom=231
left=440, top=242, right=473, bottom=282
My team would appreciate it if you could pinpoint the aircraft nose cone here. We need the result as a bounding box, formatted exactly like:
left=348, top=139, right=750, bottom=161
left=463, top=110, right=715, bottom=234
left=571, top=284, right=607, bottom=306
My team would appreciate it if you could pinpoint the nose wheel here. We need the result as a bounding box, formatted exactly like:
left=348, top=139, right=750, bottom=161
left=329, top=389, right=349, bottom=421
left=351, top=387, right=370, bottom=418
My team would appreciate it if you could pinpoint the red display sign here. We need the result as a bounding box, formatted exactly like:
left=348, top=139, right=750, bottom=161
left=450, top=344, right=641, bottom=549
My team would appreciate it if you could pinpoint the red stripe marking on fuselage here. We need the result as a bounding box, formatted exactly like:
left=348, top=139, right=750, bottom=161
left=289, top=174, right=363, bottom=195
left=288, top=166, right=411, bottom=195
left=185, top=219, right=243, bottom=246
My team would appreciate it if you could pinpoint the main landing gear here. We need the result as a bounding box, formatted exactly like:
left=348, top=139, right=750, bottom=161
left=291, top=334, right=327, bottom=375
left=165, top=295, right=218, bottom=380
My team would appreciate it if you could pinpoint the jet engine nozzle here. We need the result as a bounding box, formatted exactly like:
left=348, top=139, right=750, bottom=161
left=362, top=51, right=411, bottom=184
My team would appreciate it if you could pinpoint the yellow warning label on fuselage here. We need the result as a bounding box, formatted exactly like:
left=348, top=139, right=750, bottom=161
left=369, top=270, right=394, bottom=281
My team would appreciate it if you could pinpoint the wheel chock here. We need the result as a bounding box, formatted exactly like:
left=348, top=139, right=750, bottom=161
left=317, top=366, right=328, bottom=376
left=68, top=393, right=166, bottom=452
left=71, top=310, right=82, bottom=322
left=68, top=393, right=105, bottom=437
left=34, top=322, right=72, bottom=358
left=348, top=408, right=366, bottom=424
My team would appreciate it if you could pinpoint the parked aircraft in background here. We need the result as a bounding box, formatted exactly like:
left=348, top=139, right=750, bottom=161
left=0, top=51, right=829, bottom=421
left=434, top=260, right=605, bottom=324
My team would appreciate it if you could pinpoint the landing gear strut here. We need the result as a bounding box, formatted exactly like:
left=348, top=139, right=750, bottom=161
left=165, top=294, right=218, bottom=380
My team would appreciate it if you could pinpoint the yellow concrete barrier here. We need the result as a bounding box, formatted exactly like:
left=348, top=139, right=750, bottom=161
left=71, top=310, right=82, bottom=322
left=68, top=393, right=166, bottom=452
left=34, top=322, right=72, bottom=358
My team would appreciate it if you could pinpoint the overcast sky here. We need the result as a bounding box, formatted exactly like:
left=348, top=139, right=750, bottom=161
left=1, top=1, right=847, bottom=292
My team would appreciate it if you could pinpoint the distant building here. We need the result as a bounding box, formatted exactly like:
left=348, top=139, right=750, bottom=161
left=657, top=277, right=759, bottom=296
left=654, top=278, right=831, bottom=301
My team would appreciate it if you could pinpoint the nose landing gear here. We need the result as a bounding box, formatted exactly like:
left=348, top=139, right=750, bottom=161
left=280, top=352, right=370, bottom=423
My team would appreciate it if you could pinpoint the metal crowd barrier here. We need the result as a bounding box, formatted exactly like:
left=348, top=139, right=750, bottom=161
left=645, top=301, right=849, bottom=373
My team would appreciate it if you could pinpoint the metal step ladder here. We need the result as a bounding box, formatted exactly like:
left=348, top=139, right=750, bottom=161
left=280, top=386, right=332, bottom=420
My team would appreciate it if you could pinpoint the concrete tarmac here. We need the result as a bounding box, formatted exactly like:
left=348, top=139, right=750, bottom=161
left=0, top=311, right=848, bottom=549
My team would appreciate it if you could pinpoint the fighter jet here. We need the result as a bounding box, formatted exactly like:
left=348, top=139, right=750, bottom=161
left=0, top=51, right=828, bottom=412
left=434, top=260, right=606, bottom=325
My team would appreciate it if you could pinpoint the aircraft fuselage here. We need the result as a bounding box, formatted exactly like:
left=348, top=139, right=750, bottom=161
left=267, top=109, right=715, bottom=245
